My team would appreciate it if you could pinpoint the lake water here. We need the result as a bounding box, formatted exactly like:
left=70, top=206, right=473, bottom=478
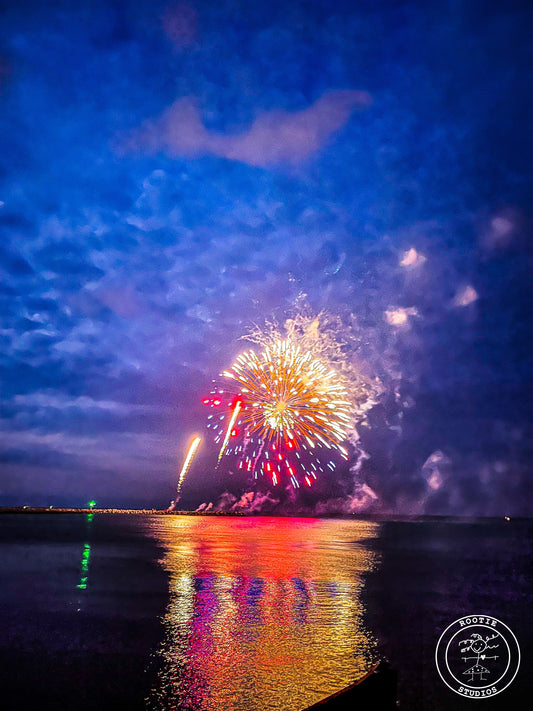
left=0, top=514, right=531, bottom=710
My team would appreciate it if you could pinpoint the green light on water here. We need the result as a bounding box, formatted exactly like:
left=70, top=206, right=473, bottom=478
left=77, top=542, right=91, bottom=590
left=77, top=509, right=94, bottom=593
left=81, top=544, right=90, bottom=572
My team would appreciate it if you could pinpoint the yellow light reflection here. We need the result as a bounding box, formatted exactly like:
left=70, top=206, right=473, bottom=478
left=146, top=517, right=380, bottom=711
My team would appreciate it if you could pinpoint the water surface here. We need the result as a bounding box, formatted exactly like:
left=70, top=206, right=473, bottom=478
left=1, top=514, right=531, bottom=710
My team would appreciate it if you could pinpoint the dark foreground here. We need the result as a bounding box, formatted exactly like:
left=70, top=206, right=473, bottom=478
left=303, top=662, right=397, bottom=710
left=0, top=514, right=169, bottom=711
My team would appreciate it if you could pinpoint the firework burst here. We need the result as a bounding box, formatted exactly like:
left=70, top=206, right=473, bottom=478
left=205, top=313, right=382, bottom=488
left=223, top=340, right=351, bottom=450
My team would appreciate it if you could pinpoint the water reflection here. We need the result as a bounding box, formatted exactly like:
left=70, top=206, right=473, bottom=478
left=146, top=516, right=380, bottom=711
left=76, top=512, right=93, bottom=596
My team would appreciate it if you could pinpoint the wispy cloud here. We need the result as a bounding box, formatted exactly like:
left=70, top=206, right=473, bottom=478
left=120, top=90, right=372, bottom=167
left=10, top=392, right=169, bottom=414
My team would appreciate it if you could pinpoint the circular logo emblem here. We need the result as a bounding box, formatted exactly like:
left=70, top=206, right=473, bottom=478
left=435, top=615, right=520, bottom=699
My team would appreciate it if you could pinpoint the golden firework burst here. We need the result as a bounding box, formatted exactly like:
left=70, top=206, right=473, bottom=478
left=222, top=339, right=352, bottom=453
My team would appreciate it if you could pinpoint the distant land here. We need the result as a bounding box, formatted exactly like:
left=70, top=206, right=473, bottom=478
left=0, top=507, right=241, bottom=516
left=0, top=507, right=523, bottom=522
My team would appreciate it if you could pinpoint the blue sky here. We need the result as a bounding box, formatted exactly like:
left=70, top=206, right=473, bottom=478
left=1, top=0, right=531, bottom=513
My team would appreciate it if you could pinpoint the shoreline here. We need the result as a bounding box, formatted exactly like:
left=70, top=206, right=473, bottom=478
left=0, top=507, right=241, bottom=515
left=0, top=507, right=527, bottom=523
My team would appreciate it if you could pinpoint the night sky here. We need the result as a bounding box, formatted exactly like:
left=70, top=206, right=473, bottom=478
left=1, top=0, right=531, bottom=514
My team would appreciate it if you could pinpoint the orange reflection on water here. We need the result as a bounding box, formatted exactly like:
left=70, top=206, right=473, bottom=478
left=146, top=516, right=380, bottom=711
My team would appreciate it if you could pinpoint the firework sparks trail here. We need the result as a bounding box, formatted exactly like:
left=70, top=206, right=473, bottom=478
left=177, top=436, right=202, bottom=494
left=217, top=399, right=242, bottom=465
left=251, top=440, right=265, bottom=478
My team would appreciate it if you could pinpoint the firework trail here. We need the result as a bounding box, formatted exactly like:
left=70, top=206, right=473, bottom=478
left=176, top=436, right=202, bottom=494
left=217, top=399, right=242, bottom=465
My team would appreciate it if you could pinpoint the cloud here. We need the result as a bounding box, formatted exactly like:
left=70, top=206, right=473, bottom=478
left=121, top=90, right=372, bottom=167
left=211, top=490, right=280, bottom=513
left=399, top=247, right=426, bottom=268
left=94, top=283, right=144, bottom=318
left=195, top=501, right=213, bottom=512
left=10, top=391, right=167, bottom=414
left=453, top=284, right=478, bottom=307
left=314, top=483, right=379, bottom=515
left=480, top=208, right=521, bottom=249
left=231, top=490, right=280, bottom=513
left=213, top=491, right=238, bottom=511
left=421, top=450, right=452, bottom=491
left=384, top=306, right=418, bottom=327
